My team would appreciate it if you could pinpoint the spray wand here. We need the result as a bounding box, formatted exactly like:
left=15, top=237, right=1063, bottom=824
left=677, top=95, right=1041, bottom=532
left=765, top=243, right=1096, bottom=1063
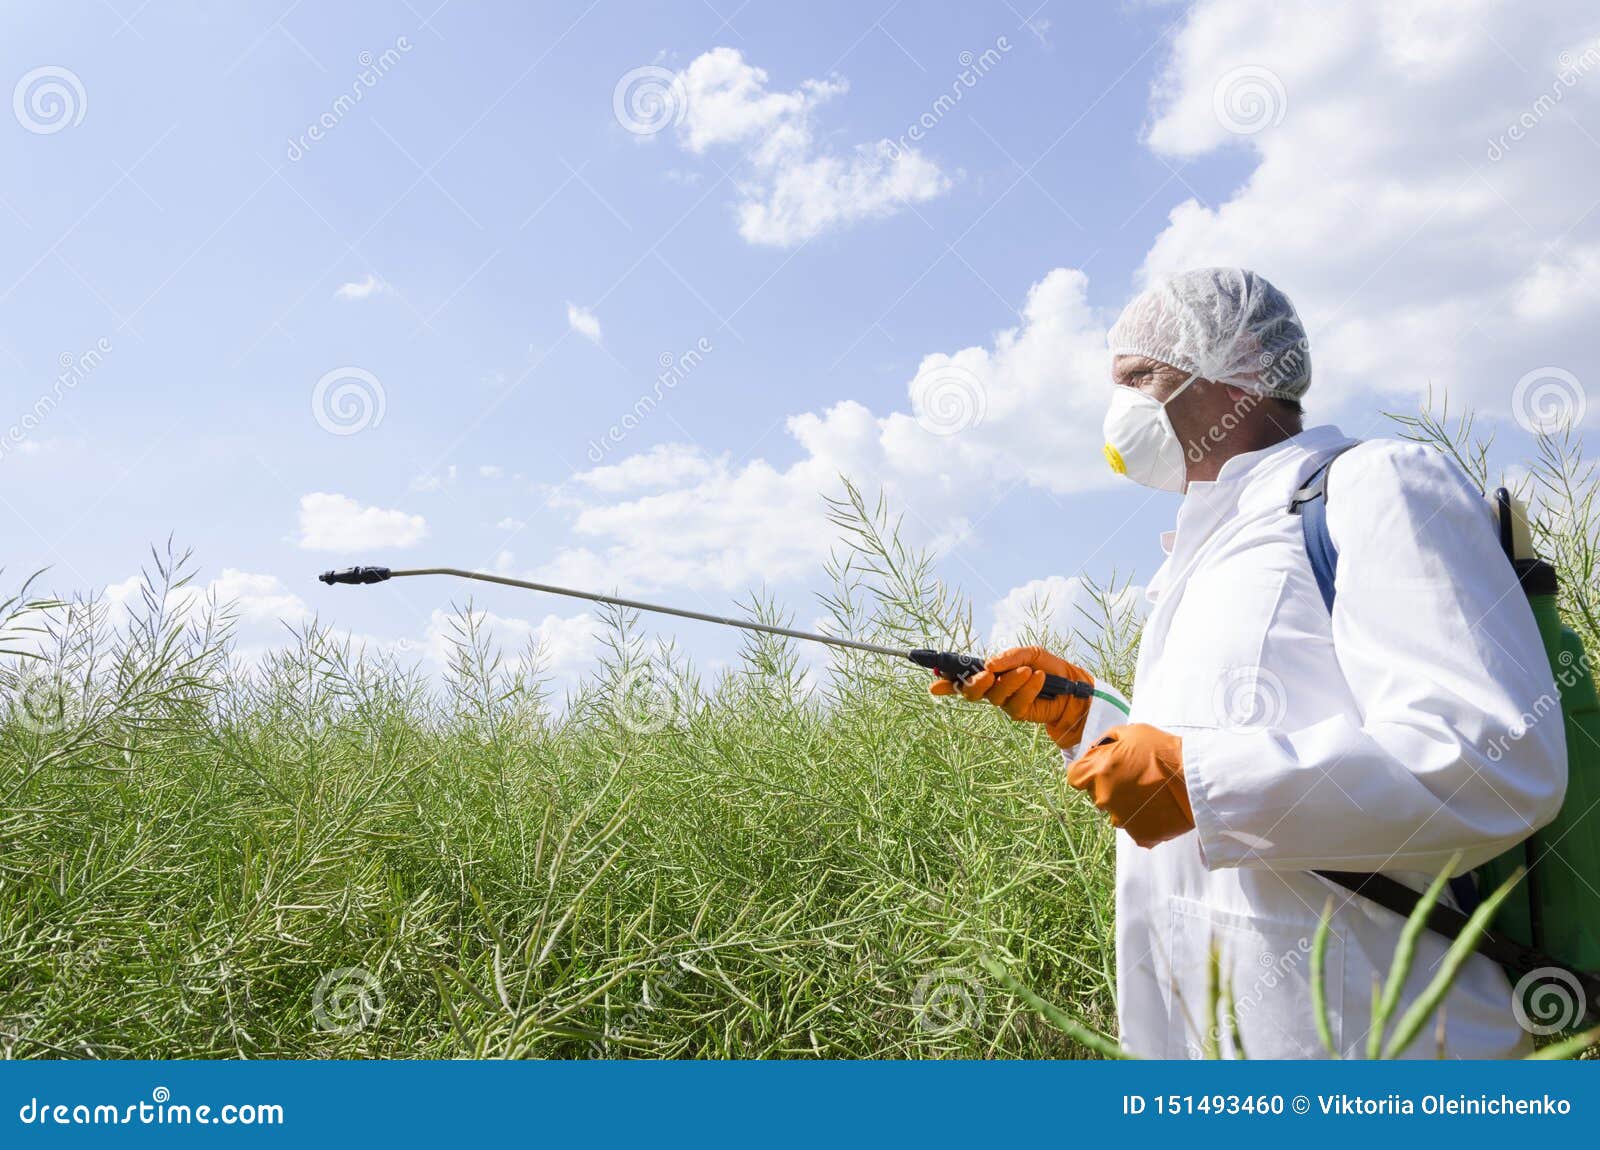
left=317, top=565, right=1090, bottom=700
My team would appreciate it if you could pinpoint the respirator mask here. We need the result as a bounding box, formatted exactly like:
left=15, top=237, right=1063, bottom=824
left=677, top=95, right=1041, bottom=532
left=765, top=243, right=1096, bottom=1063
left=1101, top=371, right=1198, bottom=493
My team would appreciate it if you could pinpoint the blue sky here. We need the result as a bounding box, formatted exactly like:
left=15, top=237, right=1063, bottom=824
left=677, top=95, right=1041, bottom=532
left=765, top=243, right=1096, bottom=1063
left=4, top=1, right=1598, bottom=686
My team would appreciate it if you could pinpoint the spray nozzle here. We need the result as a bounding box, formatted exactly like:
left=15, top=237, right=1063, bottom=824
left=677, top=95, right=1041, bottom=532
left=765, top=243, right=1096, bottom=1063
left=318, top=566, right=393, bottom=586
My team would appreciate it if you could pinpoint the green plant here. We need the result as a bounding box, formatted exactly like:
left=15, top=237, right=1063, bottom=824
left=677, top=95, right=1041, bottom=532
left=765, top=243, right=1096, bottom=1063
left=0, top=496, right=1119, bottom=1059
left=6, top=406, right=1596, bottom=1060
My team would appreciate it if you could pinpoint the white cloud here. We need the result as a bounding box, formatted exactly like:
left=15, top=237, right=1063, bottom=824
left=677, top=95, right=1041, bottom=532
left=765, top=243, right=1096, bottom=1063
left=671, top=47, right=950, bottom=246
left=22, top=569, right=315, bottom=658
left=536, top=3, right=1600, bottom=599
left=1138, top=0, right=1600, bottom=418
left=479, top=464, right=504, bottom=479
left=572, top=442, right=716, bottom=494
left=334, top=274, right=389, bottom=300
left=297, top=493, right=427, bottom=551
left=315, top=607, right=602, bottom=696
left=990, top=576, right=1094, bottom=648
left=419, top=607, right=602, bottom=685
left=988, top=576, right=1146, bottom=651
left=208, top=569, right=313, bottom=625
left=496, top=516, right=526, bottom=531
left=566, top=302, right=602, bottom=343
left=1512, top=243, right=1600, bottom=323
left=535, top=448, right=841, bottom=593
left=536, top=269, right=1115, bottom=594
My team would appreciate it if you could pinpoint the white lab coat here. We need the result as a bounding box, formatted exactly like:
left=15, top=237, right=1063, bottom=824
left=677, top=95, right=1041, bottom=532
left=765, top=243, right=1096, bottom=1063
left=1071, top=426, right=1566, bottom=1059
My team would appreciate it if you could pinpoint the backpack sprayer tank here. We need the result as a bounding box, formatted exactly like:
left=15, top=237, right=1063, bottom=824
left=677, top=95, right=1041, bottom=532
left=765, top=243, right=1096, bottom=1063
left=1471, top=494, right=1600, bottom=975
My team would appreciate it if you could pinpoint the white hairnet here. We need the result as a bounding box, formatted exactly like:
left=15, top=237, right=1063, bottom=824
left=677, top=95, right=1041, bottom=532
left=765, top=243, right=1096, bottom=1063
left=1108, top=267, right=1311, bottom=401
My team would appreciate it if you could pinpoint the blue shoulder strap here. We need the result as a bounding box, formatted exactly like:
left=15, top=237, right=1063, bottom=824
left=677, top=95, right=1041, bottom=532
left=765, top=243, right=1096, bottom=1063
left=1291, top=443, right=1482, bottom=915
left=1290, top=449, right=1353, bottom=612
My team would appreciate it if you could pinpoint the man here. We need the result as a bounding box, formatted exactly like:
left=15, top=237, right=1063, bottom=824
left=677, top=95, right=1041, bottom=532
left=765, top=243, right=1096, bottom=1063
left=933, top=268, right=1566, bottom=1058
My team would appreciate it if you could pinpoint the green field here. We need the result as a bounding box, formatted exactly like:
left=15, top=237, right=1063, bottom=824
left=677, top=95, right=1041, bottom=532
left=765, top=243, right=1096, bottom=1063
left=0, top=490, right=1136, bottom=1058
left=4, top=417, right=1596, bottom=1060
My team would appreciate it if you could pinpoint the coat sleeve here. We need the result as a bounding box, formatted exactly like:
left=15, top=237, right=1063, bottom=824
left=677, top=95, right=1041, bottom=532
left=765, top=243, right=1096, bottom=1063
left=1182, top=441, right=1567, bottom=874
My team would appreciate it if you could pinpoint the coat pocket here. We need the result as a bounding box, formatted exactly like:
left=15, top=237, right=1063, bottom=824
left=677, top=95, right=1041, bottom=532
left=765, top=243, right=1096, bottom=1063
left=1143, top=568, right=1290, bottom=733
left=1166, top=896, right=1343, bottom=1059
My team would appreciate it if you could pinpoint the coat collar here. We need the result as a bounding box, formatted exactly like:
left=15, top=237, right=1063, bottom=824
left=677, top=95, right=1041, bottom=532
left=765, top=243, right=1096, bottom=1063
left=1147, top=425, right=1356, bottom=600
left=1207, top=423, right=1350, bottom=493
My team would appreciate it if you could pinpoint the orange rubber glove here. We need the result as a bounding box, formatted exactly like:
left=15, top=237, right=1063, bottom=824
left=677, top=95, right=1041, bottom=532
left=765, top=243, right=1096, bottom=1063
left=928, top=646, right=1093, bottom=750
left=1066, top=723, right=1193, bottom=848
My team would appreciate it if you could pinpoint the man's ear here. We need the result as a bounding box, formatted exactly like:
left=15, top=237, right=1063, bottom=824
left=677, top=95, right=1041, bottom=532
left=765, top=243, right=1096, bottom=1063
left=1220, top=383, right=1253, bottom=408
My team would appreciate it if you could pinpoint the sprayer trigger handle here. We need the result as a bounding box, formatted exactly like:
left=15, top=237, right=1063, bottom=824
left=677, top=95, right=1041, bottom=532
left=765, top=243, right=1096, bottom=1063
left=906, top=649, right=1090, bottom=700
left=1035, top=672, right=1091, bottom=700
left=909, top=648, right=987, bottom=685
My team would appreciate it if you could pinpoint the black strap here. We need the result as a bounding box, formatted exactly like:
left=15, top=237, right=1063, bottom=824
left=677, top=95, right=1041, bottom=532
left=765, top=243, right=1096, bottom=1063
left=1315, top=869, right=1600, bottom=1025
